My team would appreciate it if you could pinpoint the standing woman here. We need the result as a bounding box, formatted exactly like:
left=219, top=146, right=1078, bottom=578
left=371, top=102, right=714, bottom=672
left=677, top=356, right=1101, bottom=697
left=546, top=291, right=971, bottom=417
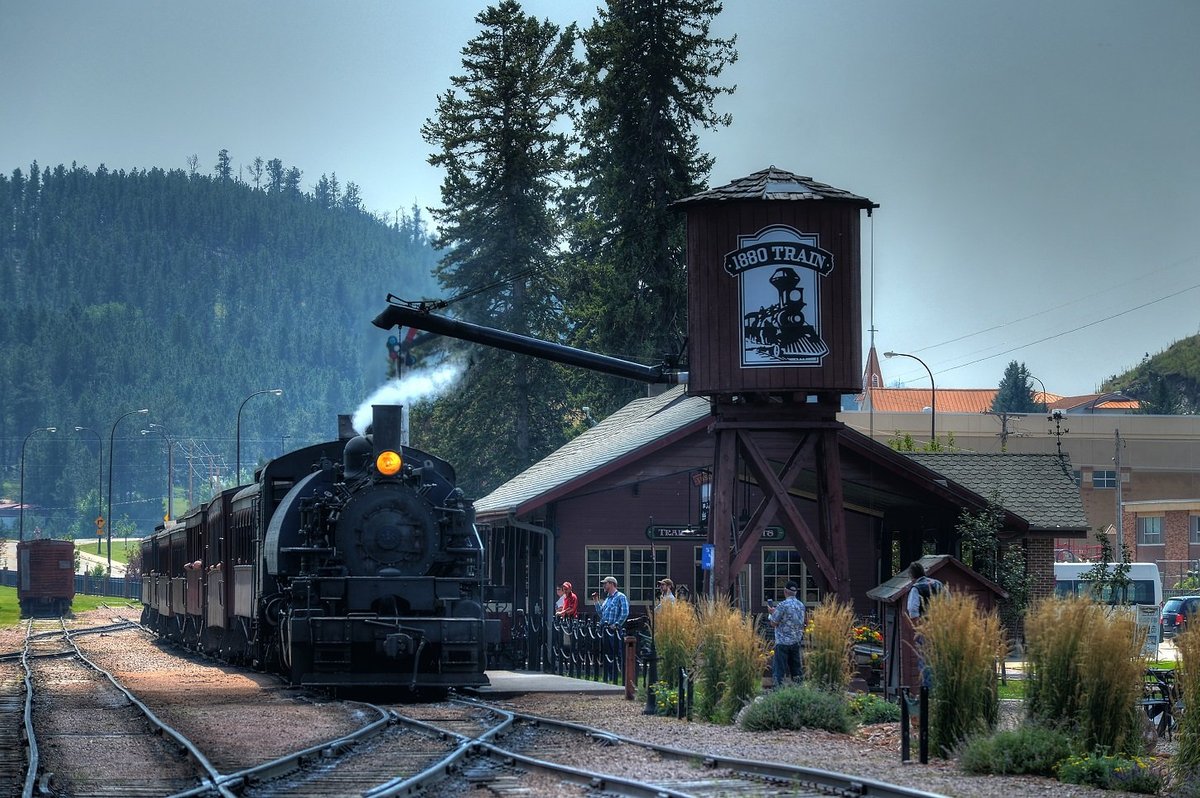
left=559, top=581, right=578, bottom=618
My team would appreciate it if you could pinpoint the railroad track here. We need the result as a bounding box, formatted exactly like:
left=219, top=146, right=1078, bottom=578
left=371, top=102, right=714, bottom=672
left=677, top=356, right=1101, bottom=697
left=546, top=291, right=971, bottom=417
left=5, top=612, right=949, bottom=797
left=12, top=617, right=232, bottom=798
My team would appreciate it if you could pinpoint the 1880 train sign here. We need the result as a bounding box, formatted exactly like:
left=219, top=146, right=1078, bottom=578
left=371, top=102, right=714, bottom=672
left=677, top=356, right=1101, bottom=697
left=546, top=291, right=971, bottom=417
left=724, top=224, right=834, bottom=368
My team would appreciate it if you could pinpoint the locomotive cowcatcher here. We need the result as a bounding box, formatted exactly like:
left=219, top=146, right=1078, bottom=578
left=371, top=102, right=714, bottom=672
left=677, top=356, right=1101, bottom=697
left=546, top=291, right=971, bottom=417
left=140, top=404, right=497, bottom=693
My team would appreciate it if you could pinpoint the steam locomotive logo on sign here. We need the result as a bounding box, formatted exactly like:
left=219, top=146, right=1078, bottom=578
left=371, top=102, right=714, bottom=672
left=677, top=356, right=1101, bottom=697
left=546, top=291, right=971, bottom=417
left=723, top=224, right=834, bottom=367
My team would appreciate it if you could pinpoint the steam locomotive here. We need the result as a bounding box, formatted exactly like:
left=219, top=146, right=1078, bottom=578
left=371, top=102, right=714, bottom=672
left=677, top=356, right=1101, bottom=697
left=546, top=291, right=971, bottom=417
left=140, top=404, right=496, bottom=693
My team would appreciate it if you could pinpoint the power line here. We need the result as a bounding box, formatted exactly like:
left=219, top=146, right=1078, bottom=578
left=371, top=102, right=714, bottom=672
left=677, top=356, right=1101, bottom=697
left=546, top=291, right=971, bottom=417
left=936, top=278, right=1200, bottom=376
left=910, top=251, right=1200, bottom=357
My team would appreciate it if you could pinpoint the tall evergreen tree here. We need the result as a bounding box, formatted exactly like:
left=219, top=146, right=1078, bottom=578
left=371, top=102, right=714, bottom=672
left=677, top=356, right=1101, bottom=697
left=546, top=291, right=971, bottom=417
left=566, top=0, right=736, bottom=414
left=215, top=149, right=232, bottom=181
left=991, top=360, right=1039, bottom=413
left=418, top=0, right=578, bottom=496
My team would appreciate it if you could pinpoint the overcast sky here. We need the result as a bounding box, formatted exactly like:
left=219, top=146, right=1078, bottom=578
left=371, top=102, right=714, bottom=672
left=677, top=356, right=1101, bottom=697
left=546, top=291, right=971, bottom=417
left=3, top=0, right=1197, bottom=397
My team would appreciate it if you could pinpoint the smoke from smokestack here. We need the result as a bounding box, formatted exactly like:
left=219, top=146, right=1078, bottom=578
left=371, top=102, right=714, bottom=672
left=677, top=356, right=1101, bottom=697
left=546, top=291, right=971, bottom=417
left=352, top=362, right=464, bottom=435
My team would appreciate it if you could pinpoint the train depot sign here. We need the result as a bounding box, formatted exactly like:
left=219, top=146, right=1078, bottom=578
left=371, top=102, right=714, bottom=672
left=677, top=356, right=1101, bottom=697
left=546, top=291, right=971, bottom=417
left=724, top=224, right=834, bottom=367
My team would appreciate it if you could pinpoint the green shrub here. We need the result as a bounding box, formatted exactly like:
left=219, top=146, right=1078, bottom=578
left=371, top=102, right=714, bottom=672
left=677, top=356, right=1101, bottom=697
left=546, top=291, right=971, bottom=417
left=645, top=680, right=679, bottom=716
left=1057, top=753, right=1162, bottom=794
left=918, top=592, right=1004, bottom=757
left=848, top=692, right=900, bottom=725
left=805, top=596, right=855, bottom=692
left=958, top=724, right=1072, bottom=776
left=738, top=683, right=852, bottom=734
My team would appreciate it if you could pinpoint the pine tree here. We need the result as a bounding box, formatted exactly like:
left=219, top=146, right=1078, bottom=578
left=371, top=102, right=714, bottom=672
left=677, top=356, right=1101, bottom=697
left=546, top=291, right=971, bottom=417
left=215, top=149, right=232, bottom=182
left=991, top=360, right=1039, bottom=413
left=565, top=0, right=736, bottom=414
left=418, top=0, right=578, bottom=495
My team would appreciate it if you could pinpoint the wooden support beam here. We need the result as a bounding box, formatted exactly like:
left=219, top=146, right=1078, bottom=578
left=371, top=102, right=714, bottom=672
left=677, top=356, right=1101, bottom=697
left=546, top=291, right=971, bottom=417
left=818, top=429, right=852, bottom=601
left=729, top=434, right=815, bottom=577
left=709, top=427, right=737, bottom=596
left=736, top=429, right=840, bottom=589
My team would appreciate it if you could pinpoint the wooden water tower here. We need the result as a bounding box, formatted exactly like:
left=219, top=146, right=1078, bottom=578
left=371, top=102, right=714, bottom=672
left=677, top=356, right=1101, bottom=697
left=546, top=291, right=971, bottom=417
left=675, top=167, right=877, bottom=600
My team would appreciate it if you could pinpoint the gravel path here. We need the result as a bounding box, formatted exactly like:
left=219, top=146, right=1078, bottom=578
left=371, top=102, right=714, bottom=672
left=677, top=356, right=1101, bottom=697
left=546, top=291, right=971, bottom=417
left=0, top=609, right=1173, bottom=798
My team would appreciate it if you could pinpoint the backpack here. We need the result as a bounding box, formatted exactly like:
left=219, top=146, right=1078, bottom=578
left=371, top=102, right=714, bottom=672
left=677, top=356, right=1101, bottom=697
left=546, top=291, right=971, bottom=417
left=915, top=577, right=942, bottom=615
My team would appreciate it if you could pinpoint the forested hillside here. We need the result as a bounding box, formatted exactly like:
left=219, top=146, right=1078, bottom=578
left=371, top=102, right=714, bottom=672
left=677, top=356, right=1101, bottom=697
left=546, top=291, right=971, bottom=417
left=1, top=159, right=439, bottom=538
left=1101, top=333, right=1200, bottom=414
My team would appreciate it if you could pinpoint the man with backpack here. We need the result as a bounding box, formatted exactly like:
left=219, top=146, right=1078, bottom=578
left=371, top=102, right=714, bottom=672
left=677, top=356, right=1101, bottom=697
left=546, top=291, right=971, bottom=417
left=906, top=561, right=944, bottom=620
left=906, top=561, right=946, bottom=690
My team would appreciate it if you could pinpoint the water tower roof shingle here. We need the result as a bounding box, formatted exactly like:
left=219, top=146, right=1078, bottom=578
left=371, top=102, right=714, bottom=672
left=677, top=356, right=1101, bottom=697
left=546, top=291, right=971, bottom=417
left=672, top=166, right=877, bottom=208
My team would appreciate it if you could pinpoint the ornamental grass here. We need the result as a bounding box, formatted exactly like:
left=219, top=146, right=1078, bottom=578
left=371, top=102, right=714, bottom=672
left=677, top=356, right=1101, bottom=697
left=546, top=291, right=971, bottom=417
left=694, top=598, right=733, bottom=721
left=918, top=591, right=1004, bottom=756
left=692, top=599, right=766, bottom=723
left=1172, top=623, right=1200, bottom=789
left=804, top=596, right=855, bottom=692
left=1024, top=595, right=1092, bottom=726
left=1024, top=595, right=1146, bottom=755
left=652, top=598, right=699, bottom=688
left=716, top=604, right=768, bottom=722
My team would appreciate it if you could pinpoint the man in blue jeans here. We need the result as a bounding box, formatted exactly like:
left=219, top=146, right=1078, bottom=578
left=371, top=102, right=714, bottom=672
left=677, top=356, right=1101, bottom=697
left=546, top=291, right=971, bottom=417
left=768, top=580, right=806, bottom=687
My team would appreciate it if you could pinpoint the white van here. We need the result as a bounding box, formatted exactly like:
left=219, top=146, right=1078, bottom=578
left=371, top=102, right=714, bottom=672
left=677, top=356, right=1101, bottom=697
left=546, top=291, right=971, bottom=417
left=1053, top=562, right=1163, bottom=608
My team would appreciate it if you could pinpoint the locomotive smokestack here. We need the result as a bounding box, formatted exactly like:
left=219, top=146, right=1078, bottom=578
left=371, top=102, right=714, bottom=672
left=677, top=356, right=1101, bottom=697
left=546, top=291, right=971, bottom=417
left=371, top=404, right=404, bottom=454
left=338, top=414, right=356, bottom=441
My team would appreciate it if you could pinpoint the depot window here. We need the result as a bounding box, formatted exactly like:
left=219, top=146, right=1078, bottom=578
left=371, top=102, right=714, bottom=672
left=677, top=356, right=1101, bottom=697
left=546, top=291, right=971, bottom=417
left=585, top=546, right=668, bottom=605
left=1092, top=470, right=1117, bottom=489
left=762, top=547, right=820, bottom=605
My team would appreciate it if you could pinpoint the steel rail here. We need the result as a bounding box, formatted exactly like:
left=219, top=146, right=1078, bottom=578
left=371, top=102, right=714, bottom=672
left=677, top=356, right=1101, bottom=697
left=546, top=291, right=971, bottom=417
left=362, top=704, right=515, bottom=797
left=470, top=740, right=698, bottom=798
left=457, top=698, right=951, bottom=798
left=61, top=623, right=237, bottom=798
left=163, top=702, right=393, bottom=797
left=19, top=619, right=41, bottom=798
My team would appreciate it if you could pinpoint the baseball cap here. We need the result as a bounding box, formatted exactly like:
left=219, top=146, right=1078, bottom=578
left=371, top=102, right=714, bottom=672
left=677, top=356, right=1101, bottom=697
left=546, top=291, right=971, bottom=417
left=601, top=576, right=618, bottom=585
left=562, top=581, right=572, bottom=591
left=784, top=580, right=799, bottom=592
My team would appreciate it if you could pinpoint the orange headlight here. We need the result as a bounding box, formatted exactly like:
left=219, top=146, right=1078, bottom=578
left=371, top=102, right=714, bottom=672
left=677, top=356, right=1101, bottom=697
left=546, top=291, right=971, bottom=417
left=376, top=450, right=402, bottom=475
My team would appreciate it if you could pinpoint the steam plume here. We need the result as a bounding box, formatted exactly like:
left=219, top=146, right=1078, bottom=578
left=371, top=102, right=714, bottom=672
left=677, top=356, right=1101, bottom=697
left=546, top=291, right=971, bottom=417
left=352, top=362, right=463, bottom=434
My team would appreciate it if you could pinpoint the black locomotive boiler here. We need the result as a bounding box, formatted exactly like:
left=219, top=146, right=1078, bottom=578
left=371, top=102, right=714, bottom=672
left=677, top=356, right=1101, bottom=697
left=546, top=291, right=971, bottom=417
left=140, top=404, right=496, bottom=693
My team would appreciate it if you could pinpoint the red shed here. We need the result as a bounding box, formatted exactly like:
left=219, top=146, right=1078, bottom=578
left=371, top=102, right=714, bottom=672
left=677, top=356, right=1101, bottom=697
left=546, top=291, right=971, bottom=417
left=17, top=538, right=76, bottom=617
left=866, top=554, right=1007, bottom=696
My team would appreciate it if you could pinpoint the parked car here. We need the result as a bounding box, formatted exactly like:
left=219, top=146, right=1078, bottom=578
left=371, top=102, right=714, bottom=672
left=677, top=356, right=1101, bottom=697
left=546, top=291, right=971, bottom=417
left=1161, top=596, right=1200, bottom=639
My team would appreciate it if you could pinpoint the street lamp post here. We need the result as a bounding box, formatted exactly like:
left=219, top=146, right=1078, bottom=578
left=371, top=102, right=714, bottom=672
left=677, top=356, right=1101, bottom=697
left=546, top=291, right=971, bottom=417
left=141, top=423, right=174, bottom=523
left=19, top=427, right=57, bottom=541
left=74, top=426, right=104, bottom=553
left=236, top=389, right=283, bottom=484
left=884, top=351, right=936, bottom=445
left=107, top=408, right=149, bottom=574
left=1029, top=374, right=1049, bottom=413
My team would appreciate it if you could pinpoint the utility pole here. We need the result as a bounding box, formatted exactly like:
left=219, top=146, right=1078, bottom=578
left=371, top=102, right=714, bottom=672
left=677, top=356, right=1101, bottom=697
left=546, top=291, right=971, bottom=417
left=1114, top=428, right=1125, bottom=552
